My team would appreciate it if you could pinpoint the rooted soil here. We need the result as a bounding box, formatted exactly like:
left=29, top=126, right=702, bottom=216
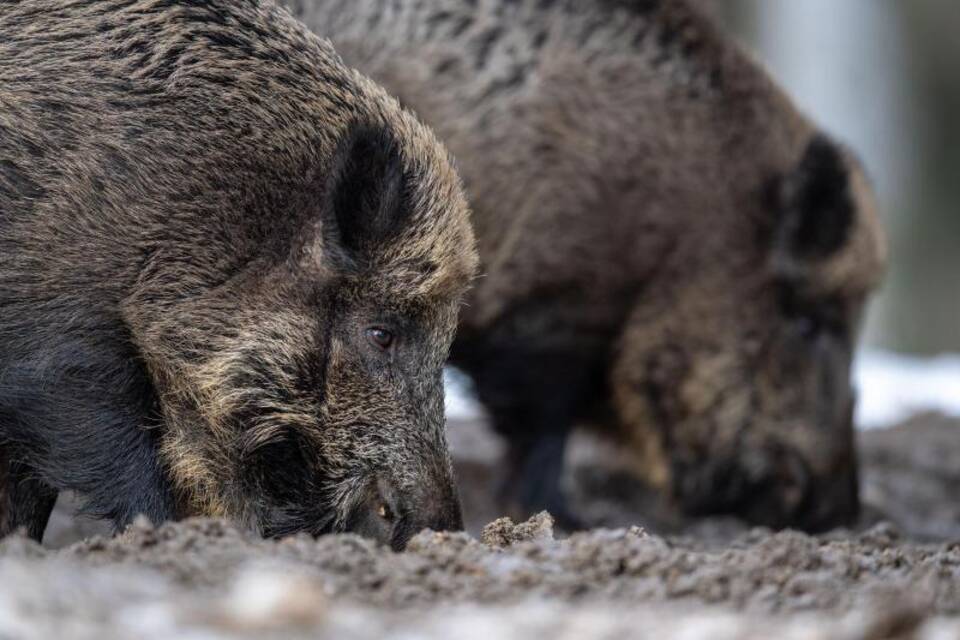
left=3, top=413, right=959, bottom=639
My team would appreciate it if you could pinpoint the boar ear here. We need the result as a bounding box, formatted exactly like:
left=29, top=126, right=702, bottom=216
left=325, top=124, right=411, bottom=261
left=774, top=135, right=854, bottom=264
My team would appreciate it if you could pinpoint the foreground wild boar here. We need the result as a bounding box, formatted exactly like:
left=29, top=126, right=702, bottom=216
left=0, top=0, right=476, bottom=548
left=290, top=0, right=886, bottom=530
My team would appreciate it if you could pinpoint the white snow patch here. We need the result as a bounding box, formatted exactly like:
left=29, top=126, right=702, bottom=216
left=854, top=349, right=960, bottom=429
left=443, top=367, right=484, bottom=420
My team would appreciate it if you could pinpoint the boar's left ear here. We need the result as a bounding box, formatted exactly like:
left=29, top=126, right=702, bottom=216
left=774, top=135, right=854, bottom=264
left=324, top=124, right=412, bottom=263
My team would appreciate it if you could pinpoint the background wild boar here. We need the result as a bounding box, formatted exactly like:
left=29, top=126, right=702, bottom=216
left=289, top=0, right=886, bottom=530
left=0, top=0, right=476, bottom=549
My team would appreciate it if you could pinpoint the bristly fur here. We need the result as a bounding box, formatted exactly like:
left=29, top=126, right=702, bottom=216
left=289, top=0, right=886, bottom=531
left=0, top=0, right=476, bottom=546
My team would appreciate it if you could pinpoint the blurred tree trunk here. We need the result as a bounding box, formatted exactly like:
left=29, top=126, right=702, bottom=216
left=892, top=1, right=960, bottom=354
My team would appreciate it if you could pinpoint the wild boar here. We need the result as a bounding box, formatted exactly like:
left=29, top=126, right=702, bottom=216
left=0, top=0, right=476, bottom=549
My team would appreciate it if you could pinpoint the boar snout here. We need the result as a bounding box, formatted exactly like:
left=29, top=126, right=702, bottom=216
left=347, top=472, right=463, bottom=551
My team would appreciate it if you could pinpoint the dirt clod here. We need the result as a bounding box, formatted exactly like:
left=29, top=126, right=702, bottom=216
left=481, top=511, right=555, bottom=547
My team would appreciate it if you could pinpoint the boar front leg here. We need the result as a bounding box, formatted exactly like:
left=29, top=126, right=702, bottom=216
left=471, top=348, right=597, bottom=531
left=0, top=339, right=176, bottom=538
left=504, top=422, right=584, bottom=531
left=0, top=445, right=58, bottom=542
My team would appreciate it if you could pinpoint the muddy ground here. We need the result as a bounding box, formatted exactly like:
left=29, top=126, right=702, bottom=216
left=2, top=413, right=959, bottom=639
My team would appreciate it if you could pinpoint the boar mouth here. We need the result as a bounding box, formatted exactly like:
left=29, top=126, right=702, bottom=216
left=342, top=472, right=465, bottom=551
left=671, top=443, right=859, bottom=532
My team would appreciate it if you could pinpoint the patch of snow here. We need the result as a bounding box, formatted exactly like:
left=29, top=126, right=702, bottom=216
left=444, top=367, right=484, bottom=420
left=854, top=349, right=960, bottom=429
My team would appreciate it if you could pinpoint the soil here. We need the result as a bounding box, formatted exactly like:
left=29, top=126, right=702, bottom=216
left=2, top=413, right=959, bottom=639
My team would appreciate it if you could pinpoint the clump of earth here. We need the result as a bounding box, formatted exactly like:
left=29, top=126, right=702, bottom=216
left=3, top=413, right=959, bottom=639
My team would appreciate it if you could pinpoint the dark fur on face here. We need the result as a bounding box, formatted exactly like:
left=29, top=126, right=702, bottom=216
left=289, top=0, right=886, bottom=531
left=0, top=0, right=476, bottom=549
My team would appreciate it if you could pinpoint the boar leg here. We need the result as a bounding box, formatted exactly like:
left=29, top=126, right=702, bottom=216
left=0, top=341, right=175, bottom=534
left=506, top=424, right=584, bottom=531
left=0, top=447, right=58, bottom=542
left=480, top=350, right=596, bottom=531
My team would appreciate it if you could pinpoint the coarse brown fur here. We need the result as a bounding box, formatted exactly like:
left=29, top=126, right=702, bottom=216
left=289, top=0, right=886, bottom=531
left=0, top=0, right=477, bottom=549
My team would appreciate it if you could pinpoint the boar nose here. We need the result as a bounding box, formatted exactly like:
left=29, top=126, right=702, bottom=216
left=672, top=450, right=805, bottom=527
left=350, top=475, right=464, bottom=551
left=389, top=477, right=464, bottom=551
left=672, top=445, right=858, bottom=532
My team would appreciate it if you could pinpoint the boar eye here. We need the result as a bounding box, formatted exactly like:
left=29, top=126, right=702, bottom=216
left=365, top=327, right=395, bottom=351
